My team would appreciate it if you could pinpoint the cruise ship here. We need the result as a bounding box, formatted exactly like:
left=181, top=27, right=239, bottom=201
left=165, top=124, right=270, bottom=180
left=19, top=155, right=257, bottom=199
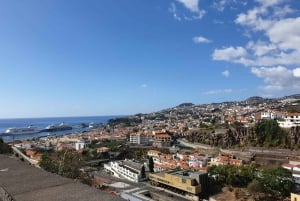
left=42, top=122, right=73, bottom=132
left=5, top=125, right=41, bottom=135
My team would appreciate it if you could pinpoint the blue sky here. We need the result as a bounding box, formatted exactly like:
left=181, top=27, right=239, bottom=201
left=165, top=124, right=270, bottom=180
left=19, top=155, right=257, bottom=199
left=0, top=0, right=299, bottom=118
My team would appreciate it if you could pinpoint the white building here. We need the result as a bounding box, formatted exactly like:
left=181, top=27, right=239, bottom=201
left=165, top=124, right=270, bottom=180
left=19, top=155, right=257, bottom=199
left=104, top=160, right=147, bottom=182
left=278, top=112, right=300, bottom=128
left=129, top=133, right=152, bottom=145
left=75, top=141, right=86, bottom=151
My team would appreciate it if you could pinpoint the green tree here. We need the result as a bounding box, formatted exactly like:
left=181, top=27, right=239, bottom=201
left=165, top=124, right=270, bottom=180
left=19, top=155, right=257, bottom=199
left=141, top=165, right=146, bottom=178
left=254, top=119, right=288, bottom=147
left=39, top=151, right=59, bottom=173
left=0, top=138, right=11, bottom=154
left=256, top=167, right=293, bottom=196
left=39, top=150, right=83, bottom=179
left=148, top=156, right=154, bottom=173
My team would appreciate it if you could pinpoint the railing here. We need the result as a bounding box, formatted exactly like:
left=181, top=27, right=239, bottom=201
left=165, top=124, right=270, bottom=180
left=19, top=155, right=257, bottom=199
left=11, top=146, right=39, bottom=168
left=0, top=186, right=15, bottom=201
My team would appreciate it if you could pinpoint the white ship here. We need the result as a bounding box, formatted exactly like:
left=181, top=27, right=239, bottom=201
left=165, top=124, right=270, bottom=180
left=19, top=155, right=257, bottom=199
left=42, top=122, right=72, bottom=132
left=5, top=125, right=41, bottom=135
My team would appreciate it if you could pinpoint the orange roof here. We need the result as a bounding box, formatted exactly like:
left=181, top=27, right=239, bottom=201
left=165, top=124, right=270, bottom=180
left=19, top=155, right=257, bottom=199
left=25, top=149, right=37, bottom=157
left=154, top=134, right=171, bottom=138
left=148, top=150, right=162, bottom=155
left=286, top=112, right=300, bottom=116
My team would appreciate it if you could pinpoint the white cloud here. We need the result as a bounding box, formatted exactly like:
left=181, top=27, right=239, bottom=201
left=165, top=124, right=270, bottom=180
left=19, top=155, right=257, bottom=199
left=267, top=17, right=300, bottom=51
left=169, top=3, right=182, bottom=21
left=172, top=0, right=206, bottom=20
left=212, top=0, right=227, bottom=12
left=246, top=40, right=277, bottom=57
left=176, top=0, right=200, bottom=12
left=212, top=0, right=300, bottom=94
left=235, top=6, right=273, bottom=31
left=293, top=68, right=300, bottom=78
left=212, top=0, right=248, bottom=12
left=222, top=70, right=230, bottom=77
left=212, top=46, right=248, bottom=62
left=273, top=5, right=294, bottom=18
left=203, top=89, right=233, bottom=95
left=193, top=36, right=211, bottom=43
left=255, top=0, right=285, bottom=8
left=251, top=66, right=300, bottom=91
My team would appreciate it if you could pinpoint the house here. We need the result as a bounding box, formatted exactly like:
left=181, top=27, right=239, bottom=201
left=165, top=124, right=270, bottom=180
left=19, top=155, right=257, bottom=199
left=129, top=132, right=152, bottom=145
left=147, top=150, right=162, bottom=158
left=25, top=149, right=42, bottom=162
left=75, top=141, right=86, bottom=151
left=278, top=112, right=300, bottom=128
left=152, top=134, right=172, bottom=147
left=97, top=146, right=110, bottom=153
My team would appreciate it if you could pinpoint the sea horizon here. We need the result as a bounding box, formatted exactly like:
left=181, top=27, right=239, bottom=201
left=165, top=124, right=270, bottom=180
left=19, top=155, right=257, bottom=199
left=0, top=114, right=127, bottom=120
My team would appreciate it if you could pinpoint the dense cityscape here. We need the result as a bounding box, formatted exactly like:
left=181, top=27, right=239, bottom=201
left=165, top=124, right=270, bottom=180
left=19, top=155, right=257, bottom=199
left=1, top=94, right=300, bottom=201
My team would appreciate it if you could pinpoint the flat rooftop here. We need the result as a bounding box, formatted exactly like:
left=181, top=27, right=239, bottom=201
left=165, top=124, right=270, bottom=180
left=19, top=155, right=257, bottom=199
left=155, top=169, right=207, bottom=179
left=0, top=155, right=124, bottom=201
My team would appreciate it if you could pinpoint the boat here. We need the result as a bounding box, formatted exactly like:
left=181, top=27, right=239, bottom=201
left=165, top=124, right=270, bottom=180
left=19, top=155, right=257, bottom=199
left=89, top=122, right=99, bottom=129
left=5, top=125, right=41, bottom=135
left=42, top=122, right=73, bottom=132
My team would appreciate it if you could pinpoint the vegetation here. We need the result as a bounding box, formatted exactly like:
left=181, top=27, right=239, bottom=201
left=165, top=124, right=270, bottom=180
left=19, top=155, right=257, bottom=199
left=254, top=119, right=288, bottom=147
left=0, top=138, right=11, bottom=154
left=88, top=139, right=125, bottom=151
left=141, top=165, right=146, bottom=178
left=39, top=150, right=83, bottom=179
left=148, top=156, right=154, bottom=172
left=108, top=117, right=142, bottom=127
left=208, top=165, right=293, bottom=197
left=187, top=119, right=290, bottom=148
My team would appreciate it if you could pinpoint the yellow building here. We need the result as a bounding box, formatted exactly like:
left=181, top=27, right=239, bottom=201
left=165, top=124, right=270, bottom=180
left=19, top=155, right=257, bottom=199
left=149, top=170, right=208, bottom=201
left=291, top=193, right=300, bottom=201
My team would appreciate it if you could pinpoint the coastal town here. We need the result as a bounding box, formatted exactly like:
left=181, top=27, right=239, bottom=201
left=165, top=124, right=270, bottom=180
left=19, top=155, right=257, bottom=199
left=2, top=94, right=300, bottom=201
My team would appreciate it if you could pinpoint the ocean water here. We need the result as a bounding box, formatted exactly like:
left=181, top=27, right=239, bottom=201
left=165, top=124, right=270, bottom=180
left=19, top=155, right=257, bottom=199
left=0, top=116, right=120, bottom=142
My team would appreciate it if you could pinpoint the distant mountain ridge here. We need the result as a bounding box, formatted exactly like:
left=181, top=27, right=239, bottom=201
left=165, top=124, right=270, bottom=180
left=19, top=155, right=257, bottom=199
left=170, top=94, right=300, bottom=111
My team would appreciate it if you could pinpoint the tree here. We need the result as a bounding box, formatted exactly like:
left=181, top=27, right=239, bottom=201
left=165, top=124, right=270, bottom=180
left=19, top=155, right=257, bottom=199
left=39, top=150, right=83, bottom=179
left=247, top=180, right=262, bottom=194
left=39, top=151, right=58, bottom=173
left=254, top=119, right=288, bottom=147
left=141, top=165, right=146, bottom=178
left=256, top=167, right=293, bottom=196
left=0, top=138, right=11, bottom=154
left=149, top=156, right=154, bottom=173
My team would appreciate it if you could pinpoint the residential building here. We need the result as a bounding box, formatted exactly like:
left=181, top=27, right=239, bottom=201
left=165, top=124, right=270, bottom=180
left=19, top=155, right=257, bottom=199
left=75, top=141, right=86, bottom=151
left=278, top=112, right=300, bottom=128
left=104, top=159, right=147, bottom=182
left=129, top=132, right=152, bottom=145
left=152, top=133, right=172, bottom=147
left=96, top=146, right=110, bottom=153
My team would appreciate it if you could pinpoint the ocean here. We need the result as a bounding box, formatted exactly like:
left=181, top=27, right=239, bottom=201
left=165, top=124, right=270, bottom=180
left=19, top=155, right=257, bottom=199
left=0, top=116, right=120, bottom=142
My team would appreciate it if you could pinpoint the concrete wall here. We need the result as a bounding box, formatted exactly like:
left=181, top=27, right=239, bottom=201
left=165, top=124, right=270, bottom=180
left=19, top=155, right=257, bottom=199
left=0, top=186, right=15, bottom=201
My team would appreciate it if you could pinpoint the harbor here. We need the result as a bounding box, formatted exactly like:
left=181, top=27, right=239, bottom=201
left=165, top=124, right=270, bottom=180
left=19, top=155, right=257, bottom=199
left=0, top=116, right=119, bottom=142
